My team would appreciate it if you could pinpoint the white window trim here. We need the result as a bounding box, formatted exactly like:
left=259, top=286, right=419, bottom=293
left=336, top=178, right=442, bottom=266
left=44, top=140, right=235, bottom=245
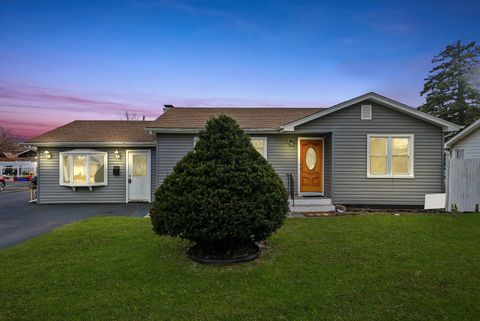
left=59, top=149, right=108, bottom=189
left=367, top=134, right=414, bottom=178
left=250, top=137, right=268, bottom=159
left=361, top=104, right=372, bottom=120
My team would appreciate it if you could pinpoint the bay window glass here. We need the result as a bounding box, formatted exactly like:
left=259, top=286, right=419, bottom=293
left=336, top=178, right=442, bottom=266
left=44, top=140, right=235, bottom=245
left=59, top=150, right=108, bottom=187
left=63, top=155, right=71, bottom=183
left=73, top=155, right=87, bottom=183
left=89, top=154, right=105, bottom=183
left=368, top=135, right=413, bottom=177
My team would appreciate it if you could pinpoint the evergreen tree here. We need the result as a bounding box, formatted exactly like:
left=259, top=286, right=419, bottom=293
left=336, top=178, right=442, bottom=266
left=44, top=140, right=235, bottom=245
left=151, top=115, right=289, bottom=257
left=420, top=41, right=480, bottom=126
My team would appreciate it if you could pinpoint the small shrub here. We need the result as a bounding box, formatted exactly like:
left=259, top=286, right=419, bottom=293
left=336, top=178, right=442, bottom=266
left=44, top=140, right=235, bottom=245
left=151, top=115, right=289, bottom=257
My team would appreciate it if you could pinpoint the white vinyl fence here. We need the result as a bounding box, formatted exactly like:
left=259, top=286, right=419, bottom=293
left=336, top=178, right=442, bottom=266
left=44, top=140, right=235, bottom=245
left=447, top=159, right=480, bottom=212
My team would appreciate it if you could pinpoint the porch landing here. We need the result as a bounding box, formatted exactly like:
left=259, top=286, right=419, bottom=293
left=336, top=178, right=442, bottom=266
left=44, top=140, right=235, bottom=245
left=288, top=197, right=336, bottom=213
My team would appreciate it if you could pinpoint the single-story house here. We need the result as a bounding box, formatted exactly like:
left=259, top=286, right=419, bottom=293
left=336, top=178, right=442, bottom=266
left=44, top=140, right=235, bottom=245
left=26, top=92, right=461, bottom=208
left=444, top=119, right=480, bottom=212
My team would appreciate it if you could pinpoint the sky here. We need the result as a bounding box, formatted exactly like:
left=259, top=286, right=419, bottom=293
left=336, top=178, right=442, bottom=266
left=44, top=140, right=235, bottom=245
left=0, top=0, right=479, bottom=139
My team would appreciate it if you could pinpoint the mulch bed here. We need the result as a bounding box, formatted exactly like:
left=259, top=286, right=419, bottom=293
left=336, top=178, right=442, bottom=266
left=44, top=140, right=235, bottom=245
left=345, top=207, right=446, bottom=214
left=187, top=243, right=261, bottom=265
left=302, top=212, right=337, bottom=217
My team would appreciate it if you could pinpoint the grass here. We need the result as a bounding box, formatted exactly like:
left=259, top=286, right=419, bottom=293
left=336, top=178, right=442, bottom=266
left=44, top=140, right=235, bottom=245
left=1, top=215, right=480, bottom=321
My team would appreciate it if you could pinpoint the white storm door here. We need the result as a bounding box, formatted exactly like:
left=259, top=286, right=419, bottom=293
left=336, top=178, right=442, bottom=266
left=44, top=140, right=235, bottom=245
left=127, top=150, right=151, bottom=202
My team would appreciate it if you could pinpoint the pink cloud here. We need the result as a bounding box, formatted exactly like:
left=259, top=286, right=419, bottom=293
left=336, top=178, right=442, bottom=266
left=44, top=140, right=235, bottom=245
left=0, top=82, right=328, bottom=139
left=0, top=84, right=161, bottom=116
left=0, top=83, right=165, bottom=138
left=0, top=118, right=58, bottom=140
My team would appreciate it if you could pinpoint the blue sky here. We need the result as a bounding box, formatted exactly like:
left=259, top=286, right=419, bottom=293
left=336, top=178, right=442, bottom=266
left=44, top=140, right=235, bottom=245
left=0, top=0, right=479, bottom=137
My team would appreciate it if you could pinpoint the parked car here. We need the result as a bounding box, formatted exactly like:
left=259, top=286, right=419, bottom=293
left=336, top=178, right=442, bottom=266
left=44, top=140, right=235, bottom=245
left=0, top=176, right=5, bottom=191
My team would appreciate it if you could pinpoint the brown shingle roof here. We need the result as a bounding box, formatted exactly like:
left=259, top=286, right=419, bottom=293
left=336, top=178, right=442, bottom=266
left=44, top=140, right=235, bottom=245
left=27, top=108, right=326, bottom=145
left=148, top=107, right=325, bottom=130
left=27, top=121, right=155, bottom=144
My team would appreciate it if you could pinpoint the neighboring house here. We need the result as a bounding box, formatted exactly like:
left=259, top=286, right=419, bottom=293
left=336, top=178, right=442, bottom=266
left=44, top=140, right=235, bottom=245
left=444, top=119, right=480, bottom=212
left=445, top=119, right=480, bottom=159
left=0, top=147, right=37, bottom=180
left=26, top=92, right=461, bottom=208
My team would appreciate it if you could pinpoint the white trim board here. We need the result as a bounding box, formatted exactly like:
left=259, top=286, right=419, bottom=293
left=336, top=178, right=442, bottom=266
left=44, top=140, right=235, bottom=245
left=25, top=142, right=156, bottom=148
left=297, top=137, right=325, bottom=196
left=281, top=92, right=462, bottom=132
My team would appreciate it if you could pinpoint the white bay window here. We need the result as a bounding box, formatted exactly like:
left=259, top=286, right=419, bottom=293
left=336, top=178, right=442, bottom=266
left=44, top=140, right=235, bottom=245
left=367, top=134, right=414, bottom=178
left=60, top=150, right=108, bottom=189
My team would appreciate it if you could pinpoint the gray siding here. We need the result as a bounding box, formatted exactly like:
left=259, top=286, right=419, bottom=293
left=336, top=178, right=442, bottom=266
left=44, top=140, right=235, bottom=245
left=452, top=128, right=480, bottom=159
left=295, top=100, right=444, bottom=205
left=156, top=133, right=332, bottom=197
left=324, top=133, right=332, bottom=198
left=156, top=134, right=195, bottom=186
left=263, top=135, right=298, bottom=195
left=37, top=147, right=155, bottom=204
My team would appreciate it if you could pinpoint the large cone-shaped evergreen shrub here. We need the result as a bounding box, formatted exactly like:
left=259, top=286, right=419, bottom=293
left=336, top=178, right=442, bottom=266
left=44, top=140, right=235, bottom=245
left=151, top=115, right=289, bottom=256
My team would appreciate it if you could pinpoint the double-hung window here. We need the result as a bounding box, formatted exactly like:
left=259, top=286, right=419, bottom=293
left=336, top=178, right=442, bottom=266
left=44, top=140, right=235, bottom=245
left=367, top=134, right=414, bottom=178
left=250, top=137, right=267, bottom=159
left=59, top=149, right=108, bottom=188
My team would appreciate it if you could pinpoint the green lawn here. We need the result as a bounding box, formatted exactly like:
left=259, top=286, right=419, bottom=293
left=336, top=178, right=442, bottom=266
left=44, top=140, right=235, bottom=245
left=1, top=215, right=480, bottom=321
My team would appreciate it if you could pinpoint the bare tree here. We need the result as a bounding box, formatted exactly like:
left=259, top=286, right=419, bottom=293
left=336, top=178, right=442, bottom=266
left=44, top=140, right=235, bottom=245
left=121, top=111, right=141, bottom=121
left=0, top=127, right=16, bottom=150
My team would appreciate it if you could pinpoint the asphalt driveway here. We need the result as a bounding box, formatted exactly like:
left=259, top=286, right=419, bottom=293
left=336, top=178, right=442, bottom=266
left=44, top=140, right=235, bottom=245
left=0, top=187, right=150, bottom=250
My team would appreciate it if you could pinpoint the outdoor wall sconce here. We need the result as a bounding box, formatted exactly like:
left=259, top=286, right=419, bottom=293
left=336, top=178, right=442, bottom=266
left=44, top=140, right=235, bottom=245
left=44, top=150, right=51, bottom=159
left=288, top=139, right=294, bottom=147
left=114, top=150, right=121, bottom=159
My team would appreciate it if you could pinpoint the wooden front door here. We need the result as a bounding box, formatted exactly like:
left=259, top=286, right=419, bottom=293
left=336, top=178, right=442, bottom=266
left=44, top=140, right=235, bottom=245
left=299, top=139, right=323, bottom=193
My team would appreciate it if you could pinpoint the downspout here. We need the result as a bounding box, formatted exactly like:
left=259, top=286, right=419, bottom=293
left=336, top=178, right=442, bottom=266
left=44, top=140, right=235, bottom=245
left=441, top=131, right=446, bottom=193
left=36, top=146, right=40, bottom=204
left=147, top=129, right=158, bottom=191
left=331, top=131, right=335, bottom=204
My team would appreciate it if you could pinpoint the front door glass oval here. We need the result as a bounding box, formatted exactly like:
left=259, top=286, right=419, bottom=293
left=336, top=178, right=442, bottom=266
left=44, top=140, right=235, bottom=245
left=306, top=147, right=316, bottom=170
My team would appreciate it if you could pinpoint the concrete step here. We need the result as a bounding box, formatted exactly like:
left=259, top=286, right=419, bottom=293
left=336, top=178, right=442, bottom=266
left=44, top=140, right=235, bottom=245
left=288, top=198, right=332, bottom=206
left=289, top=205, right=336, bottom=213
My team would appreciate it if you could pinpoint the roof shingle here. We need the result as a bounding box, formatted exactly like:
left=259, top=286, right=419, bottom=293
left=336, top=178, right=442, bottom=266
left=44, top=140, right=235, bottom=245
left=148, top=107, right=325, bottom=130
left=27, top=121, right=155, bottom=144
left=27, top=107, right=327, bottom=144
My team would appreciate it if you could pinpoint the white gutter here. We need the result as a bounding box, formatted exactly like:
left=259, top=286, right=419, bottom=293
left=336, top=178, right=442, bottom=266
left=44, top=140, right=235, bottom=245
left=145, top=128, right=280, bottom=134
left=21, top=142, right=156, bottom=148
